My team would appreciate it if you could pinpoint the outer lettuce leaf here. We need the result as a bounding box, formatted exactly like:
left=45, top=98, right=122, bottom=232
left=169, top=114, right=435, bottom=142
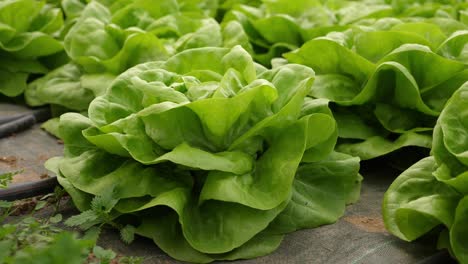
left=268, top=151, right=362, bottom=234
left=451, top=196, right=468, bottom=263
left=25, top=63, right=110, bottom=110
left=383, top=156, right=461, bottom=240
left=41, top=117, right=61, bottom=138
left=51, top=45, right=361, bottom=262
left=337, top=132, right=433, bottom=160
left=135, top=211, right=283, bottom=263
left=286, top=31, right=467, bottom=160
left=0, top=0, right=63, bottom=97
left=383, top=83, right=468, bottom=263
left=438, top=30, right=468, bottom=63
left=434, top=82, right=468, bottom=170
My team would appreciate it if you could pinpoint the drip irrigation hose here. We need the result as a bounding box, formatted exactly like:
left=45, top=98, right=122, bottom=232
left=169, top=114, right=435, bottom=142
left=0, top=106, right=56, bottom=200
left=0, top=177, right=58, bottom=201
left=0, top=107, right=51, bottom=138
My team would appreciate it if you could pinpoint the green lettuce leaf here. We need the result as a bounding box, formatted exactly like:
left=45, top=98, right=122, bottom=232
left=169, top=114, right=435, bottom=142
left=286, top=25, right=467, bottom=159
left=0, top=0, right=63, bottom=97
left=383, top=82, right=468, bottom=263
left=25, top=0, right=252, bottom=110
left=51, top=45, right=361, bottom=262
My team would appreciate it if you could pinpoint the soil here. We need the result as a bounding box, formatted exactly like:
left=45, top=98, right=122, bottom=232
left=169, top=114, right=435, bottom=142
left=0, top=125, right=63, bottom=184
left=343, top=215, right=388, bottom=233
left=0, top=154, right=51, bottom=184
left=0, top=156, right=17, bottom=166
left=9, top=198, right=38, bottom=216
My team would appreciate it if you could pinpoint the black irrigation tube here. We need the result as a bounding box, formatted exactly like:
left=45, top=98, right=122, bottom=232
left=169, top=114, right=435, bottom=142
left=0, top=106, right=56, bottom=200
left=0, top=107, right=51, bottom=138
left=0, top=177, right=58, bottom=201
